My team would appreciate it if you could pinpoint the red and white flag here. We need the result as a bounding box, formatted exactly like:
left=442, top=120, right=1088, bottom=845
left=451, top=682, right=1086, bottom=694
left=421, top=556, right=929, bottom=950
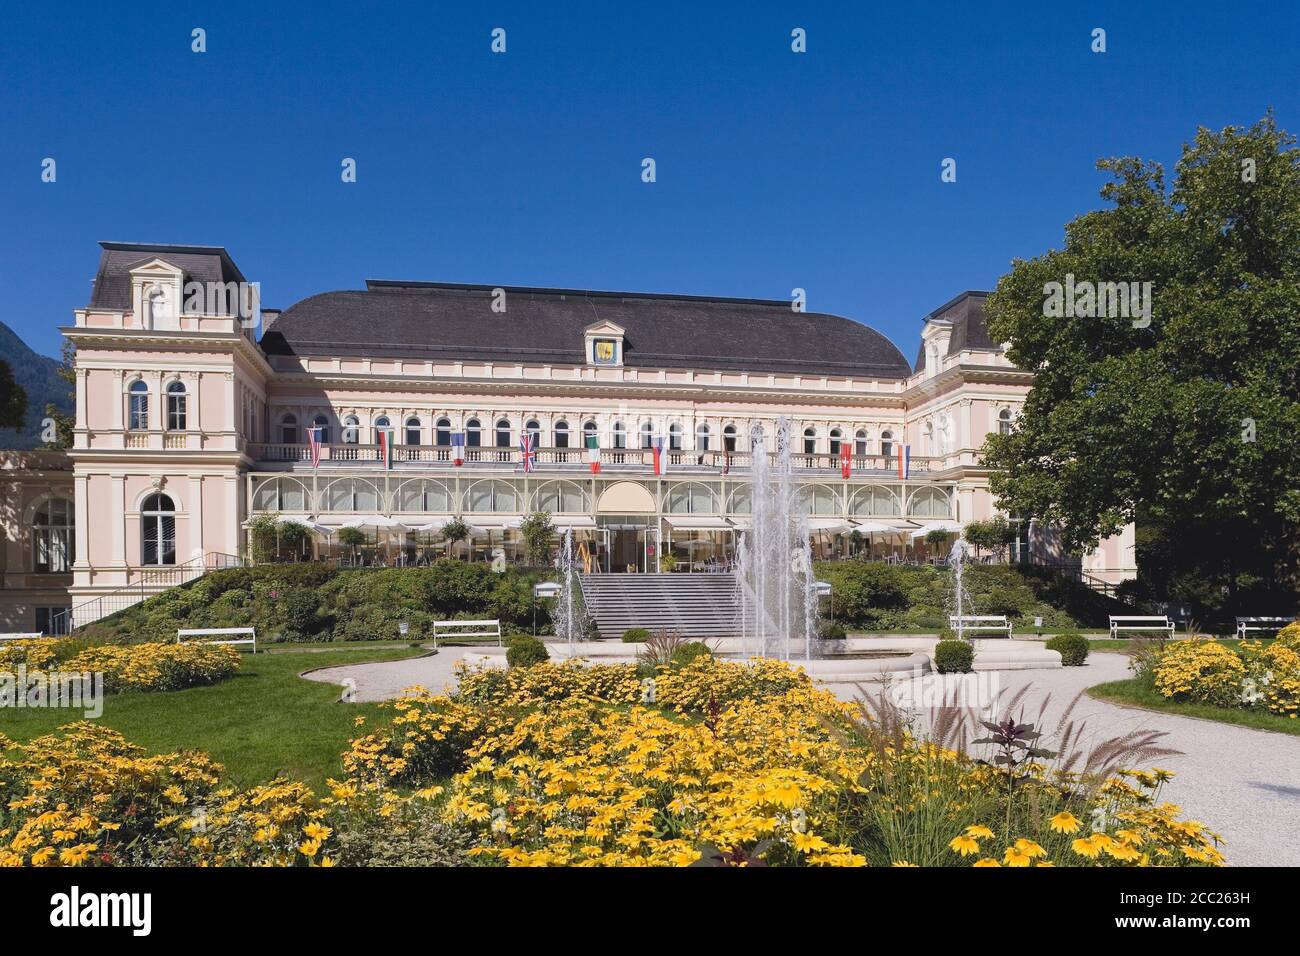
left=652, top=436, right=668, bottom=476
left=585, top=434, right=601, bottom=474
left=307, top=426, right=323, bottom=468
left=840, top=443, right=852, bottom=479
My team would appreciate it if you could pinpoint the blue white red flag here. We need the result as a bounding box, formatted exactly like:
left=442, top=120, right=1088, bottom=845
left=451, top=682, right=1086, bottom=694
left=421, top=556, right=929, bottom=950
left=896, top=444, right=911, bottom=480
left=520, top=432, right=537, bottom=473
left=652, top=436, right=668, bottom=475
left=451, top=431, right=465, bottom=466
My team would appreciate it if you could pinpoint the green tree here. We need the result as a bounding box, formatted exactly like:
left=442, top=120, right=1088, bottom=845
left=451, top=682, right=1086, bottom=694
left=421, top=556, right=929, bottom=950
left=982, top=115, right=1300, bottom=615
left=0, top=359, right=27, bottom=430
left=43, top=340, right=75, bottom=449
left=518, top=511, right=555, bottom=566
left=439, top=519, right=470, bottom=559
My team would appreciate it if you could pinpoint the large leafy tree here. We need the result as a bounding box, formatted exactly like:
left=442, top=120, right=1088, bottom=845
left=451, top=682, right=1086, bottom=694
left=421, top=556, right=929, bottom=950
left=0, top=360, right=27, bottom=430
left=983, top=115, right=1300, bottom=615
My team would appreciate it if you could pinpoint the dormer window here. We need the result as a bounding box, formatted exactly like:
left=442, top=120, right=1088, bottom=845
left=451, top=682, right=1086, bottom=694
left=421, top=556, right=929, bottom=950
left=583, top=320, right=626, bottom=367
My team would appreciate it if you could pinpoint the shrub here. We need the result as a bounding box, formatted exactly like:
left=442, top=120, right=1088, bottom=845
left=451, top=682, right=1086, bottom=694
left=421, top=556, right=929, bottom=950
left=277, top=589, right=319, bottom=641
left=622, top=627, right=651, bottom=643
left=1045, top=632, right=1089, bottom=666
left=933, top=639, right=974, bottom=674
left=818, top=619, right=847, bottom=641
left=505, top=635, right=549, bottom=668
left=1275, top=621, right=1300, bottom=650
left=670, top=641, right=713, bottom=668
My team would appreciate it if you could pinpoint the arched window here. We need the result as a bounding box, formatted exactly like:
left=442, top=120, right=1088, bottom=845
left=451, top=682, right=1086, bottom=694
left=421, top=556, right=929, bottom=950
left=342, top=415, right=360, bottom=444
left=325, top=478, right=380, bottom=512
left=582, top=420, right=598, bottom=449
left=907, top=487, right=952, bottom=519
left=553, top=419, right=570, bottom=449
left=880, top=430, right=894, bottom=459
left=525, top=419, right=540, bottom=447
left=395, top=479, right=452, bottom=513
left=406, top=417, right=423, bottom=446
left=280, top=413, right=298, bottom=444
left=465, top=479, right=519, bottom=513
left=923, top=421, right=934, bottom=457
left=803, top=427, right=817, bottom=455
left=696, top=423, right=710, bottom=451
left=795, top=484, right=839, bottom=516
left=252, top=477, right=307, bottom=512
left=33, top=498, right=74, bottom=573
left=998, top=408, right=1013, bottom=436
left=668, top=422, right=684, bottom=451
left=128, top=380, right=149, bottom=431
left=723, top=424, right=738, bottom=453
left=666, top=482, right=719, bottom=514
left=854, top=429, right=869, bottom=456
left=828, top=428, right=843, bottom=456
left=166, top=381, right=187, bottom=431
left=536, top=480, right=589, bottom=513
left=465, top=418, right=482, bottom=447
left=373, top=416, right=391, bottom=445
left=312, top=414, right=331, bottom=445
left=495, top=419, right=511, bottom=447
left=726, top=486, right=751, bottom=515
left=640, top=421, right=654, bottom=449
left=849, top=485, right=901, bottom=517
left=612, top=421, right=627, bottom=449
left=434, top=417, right=451, bottom=446
left=141, top=493, right=176, bottom=566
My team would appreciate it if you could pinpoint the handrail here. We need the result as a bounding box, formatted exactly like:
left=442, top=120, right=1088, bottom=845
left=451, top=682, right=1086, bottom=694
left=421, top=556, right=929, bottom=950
left=59, top=551, right=245, bottom=631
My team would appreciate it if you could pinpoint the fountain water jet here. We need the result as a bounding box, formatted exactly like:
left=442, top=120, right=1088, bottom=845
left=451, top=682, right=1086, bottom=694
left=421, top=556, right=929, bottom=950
left=735, top=418, right=818, bottom=660
left=553, top=528, right=581, bottom=647
left=947, top=534, right=972, bottom=641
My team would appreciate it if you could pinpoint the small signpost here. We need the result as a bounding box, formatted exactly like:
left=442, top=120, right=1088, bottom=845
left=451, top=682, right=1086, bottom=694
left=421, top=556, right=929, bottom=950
left=533, top=581, right=562, bottom=636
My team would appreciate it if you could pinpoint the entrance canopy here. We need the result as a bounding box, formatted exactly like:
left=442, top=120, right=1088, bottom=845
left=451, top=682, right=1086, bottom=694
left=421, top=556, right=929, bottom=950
left=664, top=515, right=731, bottom=531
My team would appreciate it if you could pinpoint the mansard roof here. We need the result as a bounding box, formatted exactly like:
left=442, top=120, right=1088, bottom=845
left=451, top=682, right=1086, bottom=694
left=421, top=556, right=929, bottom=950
left=260, top=281, right=915, bottom=379
left=87, top=242, right=247, bottom=311
left=914, top=291, right=997, bottom=371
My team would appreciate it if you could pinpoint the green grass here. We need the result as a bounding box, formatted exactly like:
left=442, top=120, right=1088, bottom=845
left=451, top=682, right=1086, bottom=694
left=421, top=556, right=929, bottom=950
left=1089, top=677, right=1300, bottom=736
left=0, top=644, right=427, bottom=790
left=1088, top=636, right=1246, bottom=654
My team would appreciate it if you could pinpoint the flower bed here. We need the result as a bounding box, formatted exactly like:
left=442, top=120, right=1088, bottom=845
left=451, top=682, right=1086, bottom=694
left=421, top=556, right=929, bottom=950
left=1152, top=632, right=1299, bottom=718
left=1, top=657, right=1226, bottom=867
left=64, top=642, right=241, bottom=694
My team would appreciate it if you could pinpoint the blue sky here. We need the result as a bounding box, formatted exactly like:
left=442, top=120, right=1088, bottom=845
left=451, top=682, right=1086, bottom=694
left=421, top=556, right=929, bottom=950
left=2, top=0, right=1298, bottom=359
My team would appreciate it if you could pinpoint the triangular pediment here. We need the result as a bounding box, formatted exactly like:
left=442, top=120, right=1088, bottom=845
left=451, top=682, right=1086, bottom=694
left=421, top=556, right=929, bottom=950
left=126, top=257, right=185, bottom=278
left=583, top=320, right=625, bottom=336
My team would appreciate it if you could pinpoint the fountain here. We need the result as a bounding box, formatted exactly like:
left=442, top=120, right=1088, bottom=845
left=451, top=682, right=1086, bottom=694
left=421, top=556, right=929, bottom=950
left=552, top=528, right=581, bottom=647
left=947, top=535, right=972, bottom=641
left=736, top=418, right=819, bottom=660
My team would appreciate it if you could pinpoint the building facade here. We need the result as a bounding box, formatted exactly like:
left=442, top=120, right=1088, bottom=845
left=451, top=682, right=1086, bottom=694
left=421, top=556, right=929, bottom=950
left=0, top=242, right=1135, bottom=632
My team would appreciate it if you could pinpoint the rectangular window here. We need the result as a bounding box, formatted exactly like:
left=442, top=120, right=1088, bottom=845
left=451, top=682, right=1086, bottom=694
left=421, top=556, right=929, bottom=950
left=129, top=395, right=149, bottom=430
left=167, top=395, right=187, bottom=431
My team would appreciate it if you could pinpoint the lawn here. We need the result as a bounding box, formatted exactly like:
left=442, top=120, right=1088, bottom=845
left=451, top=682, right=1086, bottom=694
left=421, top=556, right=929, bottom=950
left=0, top=644, right=427, bottom=790
left=1089, top=677, right=1300, bottom=737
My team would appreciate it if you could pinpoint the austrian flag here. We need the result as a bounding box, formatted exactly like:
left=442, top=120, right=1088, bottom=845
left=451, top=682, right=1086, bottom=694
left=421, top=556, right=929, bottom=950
left=586, top=434, right=601, bottom=473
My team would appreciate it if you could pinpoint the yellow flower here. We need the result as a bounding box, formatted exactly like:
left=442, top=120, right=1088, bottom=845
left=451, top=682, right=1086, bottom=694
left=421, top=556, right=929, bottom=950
left=299, top=838, right=321, bottom=857
left=973, top=858, right=1001, bottom=867
left=1003, top=845, right=1033, bottom=867
left=949, top=835, right=980, bottom=857
left=1049, top=812, right=1080, bottom=833
left=303, top=822, right=332, bottom=842
left=1072, top=836, right=1102, bottom=859
left=965, top=824, right=995, bottom=840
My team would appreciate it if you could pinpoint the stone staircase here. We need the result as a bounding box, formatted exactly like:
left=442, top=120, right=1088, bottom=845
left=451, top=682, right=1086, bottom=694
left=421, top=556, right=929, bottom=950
left=578, top=573, right=741, bottom=639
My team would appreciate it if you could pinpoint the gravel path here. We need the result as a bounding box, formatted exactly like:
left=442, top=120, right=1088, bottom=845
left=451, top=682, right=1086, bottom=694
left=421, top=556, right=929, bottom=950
left=305, top=648, right=1300, bottom=866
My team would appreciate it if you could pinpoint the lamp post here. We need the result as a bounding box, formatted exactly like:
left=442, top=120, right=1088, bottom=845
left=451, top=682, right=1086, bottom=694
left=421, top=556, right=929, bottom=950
left=532, top=581, right=561, bottom=636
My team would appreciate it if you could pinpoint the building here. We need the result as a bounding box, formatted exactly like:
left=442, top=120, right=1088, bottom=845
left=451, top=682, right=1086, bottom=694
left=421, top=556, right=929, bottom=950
left=0, top=241, right=1135, bottom=632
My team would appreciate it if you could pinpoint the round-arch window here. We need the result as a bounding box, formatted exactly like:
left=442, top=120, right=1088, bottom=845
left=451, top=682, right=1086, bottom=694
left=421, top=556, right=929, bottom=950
left=803, top=428, right=817, bottom=455
left=554, top=420, right=570, bottom=449
left=466, top=418, right=482, bottom=447
left=128, top=380, right=149, bottom=431
left=141, top=494, right=176, bottom=566
left=723, top=425, right=738, bottom=452
left=280, top=413, right=298, bottom=444
left=880, top=430, right=894, bottom=458
left=854, top=429, right=868, bottom=456
left=612, top=421, right=626, bottom=449
left=495, top=419, right=511, bottom=447
left=406, top=417, right=423, bottom=446
left=166, top=381, right=187, bottom=431
left=312, top=414, right=331, bottom=445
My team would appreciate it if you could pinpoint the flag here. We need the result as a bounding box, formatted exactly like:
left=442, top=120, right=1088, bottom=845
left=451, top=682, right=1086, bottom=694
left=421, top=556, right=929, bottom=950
left=896, top=444, right=911, bottom=480
left=652, top=436, right=668, bottom=475
left=721, top=451, right=730, bottom=475
left=585, top=434, right=601, bottom=474
left=307, top=426, right=323, bottom=468
left=377, top=429, right=393, bottom=469
left=840, top=443, right=852, bottom=479
left=451, top=431, right=465, bottom=466
left=520, top=432, right=537, bottom=473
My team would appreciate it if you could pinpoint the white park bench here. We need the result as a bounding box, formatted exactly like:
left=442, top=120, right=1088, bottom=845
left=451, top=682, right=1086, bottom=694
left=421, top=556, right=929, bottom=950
left=950, top=615, right=1012, bottom=637
left=1109, top=615, right=1174, bottom=639
left=0, top=632, right=44, bottom=641
left=1235, top=617, right=1294, bottom=639
left=431, top=619, right=502, bottom=648
left=177, top=627, right=257, bottom=652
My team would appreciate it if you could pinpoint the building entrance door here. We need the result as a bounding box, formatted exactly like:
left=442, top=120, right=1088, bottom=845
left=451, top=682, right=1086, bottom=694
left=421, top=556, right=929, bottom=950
left=609, top=529, right=645, bottom=573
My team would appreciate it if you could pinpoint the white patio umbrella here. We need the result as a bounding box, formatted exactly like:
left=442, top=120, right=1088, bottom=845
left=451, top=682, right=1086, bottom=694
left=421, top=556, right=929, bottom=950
left=910, top=520, right=963, bottom=539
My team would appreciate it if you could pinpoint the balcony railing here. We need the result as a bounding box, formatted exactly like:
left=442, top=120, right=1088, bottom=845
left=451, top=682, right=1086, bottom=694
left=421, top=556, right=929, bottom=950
left=247, top=443, right=940, bottom=474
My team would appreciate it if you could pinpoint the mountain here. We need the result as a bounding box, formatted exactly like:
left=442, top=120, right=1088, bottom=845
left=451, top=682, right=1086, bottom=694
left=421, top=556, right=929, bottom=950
left=0, top=322, right=72, bottom=450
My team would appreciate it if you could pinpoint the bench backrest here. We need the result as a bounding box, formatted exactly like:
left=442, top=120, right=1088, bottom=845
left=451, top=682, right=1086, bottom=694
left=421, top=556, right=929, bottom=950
left=0, top=632, right=44, bottom=641
left=177, top=627, right=256, bottom=651
left=950, top=615, right=1008, bottom=623
left=1110, top=616, right=1170, bottom=624
left=431, top=619, right=502, bottom=645
left=1236, top=617, right=1293, bottom=624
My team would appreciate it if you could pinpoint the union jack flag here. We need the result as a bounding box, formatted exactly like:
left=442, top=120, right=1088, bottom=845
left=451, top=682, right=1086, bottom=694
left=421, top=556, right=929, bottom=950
left=520, top=431, right=537, bottom=473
